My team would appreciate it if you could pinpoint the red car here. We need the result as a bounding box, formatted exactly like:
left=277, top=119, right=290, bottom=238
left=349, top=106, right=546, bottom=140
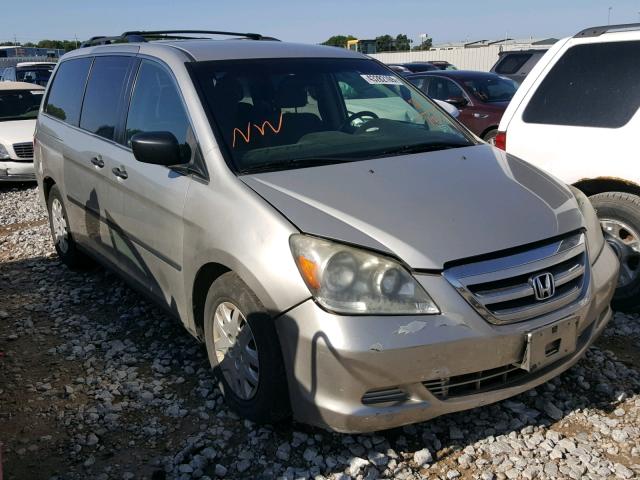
left=407, top=70, right=517, bottom=144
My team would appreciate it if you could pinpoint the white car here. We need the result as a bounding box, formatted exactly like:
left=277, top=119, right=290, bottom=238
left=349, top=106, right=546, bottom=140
left=0, top=81, right=45, bottom=181
left=496, top=23, right=640, bottom=311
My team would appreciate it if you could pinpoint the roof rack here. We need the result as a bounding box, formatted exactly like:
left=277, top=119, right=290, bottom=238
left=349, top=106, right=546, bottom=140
left=574, top=23, right=640, bottom=38
left=80, top=30, right=279, bottom=48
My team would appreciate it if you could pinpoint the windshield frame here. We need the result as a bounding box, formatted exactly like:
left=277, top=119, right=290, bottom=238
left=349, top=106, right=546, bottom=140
left=186, top=57, right=478, bottom=175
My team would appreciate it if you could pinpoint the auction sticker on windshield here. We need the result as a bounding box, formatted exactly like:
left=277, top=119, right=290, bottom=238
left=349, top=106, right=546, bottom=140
left=360, top=74, right=403, bottom=85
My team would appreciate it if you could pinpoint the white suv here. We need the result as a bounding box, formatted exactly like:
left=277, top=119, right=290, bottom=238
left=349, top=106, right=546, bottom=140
left=497, top=23, right=640, bottom=312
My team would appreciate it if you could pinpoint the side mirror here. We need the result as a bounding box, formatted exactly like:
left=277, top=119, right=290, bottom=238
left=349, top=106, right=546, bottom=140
left=445, top=97, right=468, bottom=108
left=131, top=132, right=187, bottom=166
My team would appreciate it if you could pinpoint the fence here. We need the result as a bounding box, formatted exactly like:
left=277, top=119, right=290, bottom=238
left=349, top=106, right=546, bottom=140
left=369, top=45, right=541, bottom=72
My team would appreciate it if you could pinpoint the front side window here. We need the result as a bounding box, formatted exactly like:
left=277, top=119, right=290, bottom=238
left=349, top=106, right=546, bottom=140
left=45, top=57, right=92, bottom=125
left=0, top=89, right=44, bottom=122
left=126, top=60, right=193, bottom=162
left=423, top=77, right=465, bottom=102
left=523, top=41, right=640, bottom=128
left=80, top=56, right=134, bottom=140
left=462, top=76, right=517, bottom=103
left=190, top=58, right=473, bottom=173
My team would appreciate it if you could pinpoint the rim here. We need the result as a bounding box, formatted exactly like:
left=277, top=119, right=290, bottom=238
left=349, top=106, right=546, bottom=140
left=601, top=218, right=640, bottom=288
left=51, top=198, right=69, bottom=254
left=212, top=302, right=259, bottom=400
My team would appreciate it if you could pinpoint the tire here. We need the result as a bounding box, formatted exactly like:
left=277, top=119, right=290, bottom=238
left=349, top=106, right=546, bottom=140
left=590, top=191, right=640, bottom=312
left=203, top=271, right=290, bottom=423
left=483, top=129, right=498, bottom=145
left=47, top=185, right=92, bottom=269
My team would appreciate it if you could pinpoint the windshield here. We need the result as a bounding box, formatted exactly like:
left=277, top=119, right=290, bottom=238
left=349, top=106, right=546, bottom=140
left=190, top=58, right=474, bottom=173
left=0, top=90, right=44, bottom=121
left=17, top=68, right=53, bottom=86
left=462, top=76, right=517, bottom=103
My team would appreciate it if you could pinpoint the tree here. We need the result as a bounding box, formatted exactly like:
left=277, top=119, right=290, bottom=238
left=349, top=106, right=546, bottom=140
left=395, top=34, right=412, bottom=51
left=375, top=34, right=395, bottom=52
left=321, top=35, right=356, bottom=48
left=413, top=35, right=433, bottom=51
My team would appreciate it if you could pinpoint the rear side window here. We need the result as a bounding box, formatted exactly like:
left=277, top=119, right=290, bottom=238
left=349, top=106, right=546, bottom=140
left=125, top=60, right=193, bottom=162
left=80, top=56, right=134, bottom=140
left=494, top=53, right=531, bottom=75
left=523, top=41, right=640, bottom=128
left=44, top=57, right=92, bottom=125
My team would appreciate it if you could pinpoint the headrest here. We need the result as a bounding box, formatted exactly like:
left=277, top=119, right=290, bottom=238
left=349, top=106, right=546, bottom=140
left=213, top=76, right=244, bottom=104
left=276, top=76, right=308, bottom=108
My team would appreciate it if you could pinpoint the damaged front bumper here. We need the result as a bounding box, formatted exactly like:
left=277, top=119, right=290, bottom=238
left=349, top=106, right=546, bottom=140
left=274, top=243, right=619, bottom=433
left=0, top=160, right=35, bottom=182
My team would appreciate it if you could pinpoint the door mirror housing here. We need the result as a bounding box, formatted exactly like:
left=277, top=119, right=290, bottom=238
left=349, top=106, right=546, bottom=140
left=131, top=132, right=188, bottom=166
left=445, top=97, right=468, bottom=108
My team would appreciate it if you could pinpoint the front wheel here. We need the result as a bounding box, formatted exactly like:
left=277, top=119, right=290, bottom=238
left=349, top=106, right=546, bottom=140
left=203, top=272, right=290, bottom=423
left=590, top=192, right=640, bottom=312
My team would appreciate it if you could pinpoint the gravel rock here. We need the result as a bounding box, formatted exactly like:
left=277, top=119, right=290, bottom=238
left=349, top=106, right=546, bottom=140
left=1, top=185, right=639, bottom=479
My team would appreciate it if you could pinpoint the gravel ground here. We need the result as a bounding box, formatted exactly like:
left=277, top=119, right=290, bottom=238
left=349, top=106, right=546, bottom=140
left=1, top=184, right=639, bottom=480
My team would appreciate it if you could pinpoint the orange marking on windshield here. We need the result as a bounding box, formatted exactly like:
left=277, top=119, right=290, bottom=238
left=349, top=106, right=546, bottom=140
left=253, top=112, right=284, bottom=136
left=232, top=122, right=252, bottom=148
left=232, top=112, right=284, bottom=148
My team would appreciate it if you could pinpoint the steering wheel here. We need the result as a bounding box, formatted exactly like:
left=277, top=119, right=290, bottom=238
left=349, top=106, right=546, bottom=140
left=340, top=110, right=379, bottom=131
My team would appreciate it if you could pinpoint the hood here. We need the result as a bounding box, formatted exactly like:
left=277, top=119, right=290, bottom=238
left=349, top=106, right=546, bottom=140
left=241, top=145, right=584, bottom=269
left=0, top=119, right=36, bottom=146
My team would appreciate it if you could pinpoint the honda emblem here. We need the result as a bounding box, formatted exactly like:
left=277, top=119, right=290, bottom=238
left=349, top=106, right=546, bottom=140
left=531, top=272, right=555, bottom=301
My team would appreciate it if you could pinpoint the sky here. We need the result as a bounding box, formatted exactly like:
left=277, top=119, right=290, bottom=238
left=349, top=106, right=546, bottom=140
left=4, top=0, right=640, bottom=46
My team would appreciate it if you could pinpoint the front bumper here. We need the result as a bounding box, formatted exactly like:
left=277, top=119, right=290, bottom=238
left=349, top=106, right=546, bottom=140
left=0, top=160, right=35, bottom=182
left=275, top=244, right=619, bottom=433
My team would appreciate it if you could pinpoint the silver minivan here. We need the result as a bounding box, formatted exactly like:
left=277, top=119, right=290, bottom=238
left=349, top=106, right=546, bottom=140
left=35, top=31, right=619, bottom=433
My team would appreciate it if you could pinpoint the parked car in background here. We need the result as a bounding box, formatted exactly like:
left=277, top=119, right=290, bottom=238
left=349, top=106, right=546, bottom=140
left=490, top=49, right=548, bottom=84
left=36, top=30, right=617, bottom=433
left=387, top=64, right=411, bottom=75
left=408, top=70, right=518, bottom=143
left=1, top=62, right=56, bottom=86
left=497, top=23, right=640, bottom=312
left=429, top=60, right=457, bottom=70
left=0, top=81, right=44, bottom=181
left=394, top=62, right=439, bottom=73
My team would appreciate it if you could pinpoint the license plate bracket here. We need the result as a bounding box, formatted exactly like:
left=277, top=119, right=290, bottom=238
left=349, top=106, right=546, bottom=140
left=519, top=317, right=579, bottom=372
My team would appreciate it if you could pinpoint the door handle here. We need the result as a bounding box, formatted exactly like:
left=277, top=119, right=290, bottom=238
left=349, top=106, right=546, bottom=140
left=112, top=166, right=128, bottom=180
left=90, top=156, right=104, bottom=168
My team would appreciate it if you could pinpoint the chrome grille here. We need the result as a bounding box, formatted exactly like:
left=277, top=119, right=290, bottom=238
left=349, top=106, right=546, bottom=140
left=443, top=233, right=588, bottom=325
left=12, top=142, right=33, bottom=159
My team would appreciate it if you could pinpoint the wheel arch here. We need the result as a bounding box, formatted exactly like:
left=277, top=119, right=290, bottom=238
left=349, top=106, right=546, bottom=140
left=42, top=176, right=56, bottom=203
left=573, top=177, right=640, bottom=198
left=192, top=262, right=231, bottom=339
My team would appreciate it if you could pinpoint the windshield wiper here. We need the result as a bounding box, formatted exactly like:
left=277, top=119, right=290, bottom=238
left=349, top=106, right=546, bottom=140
left=240, top=156, right=356, bottom=174
left=374, top=141, right=472, bottom=157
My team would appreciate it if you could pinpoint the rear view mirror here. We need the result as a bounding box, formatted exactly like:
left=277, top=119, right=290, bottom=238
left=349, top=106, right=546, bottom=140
left=131, top=132, right=187, bottom=166
left=445, top=97, right=468, bottom=108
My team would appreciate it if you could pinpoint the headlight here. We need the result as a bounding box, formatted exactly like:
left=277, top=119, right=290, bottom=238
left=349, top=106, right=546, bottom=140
left=0, top=144, right=10, bottom=160
left=290, top=234, right=439, bottom=315
left=570, top=186, right=605, bottom=264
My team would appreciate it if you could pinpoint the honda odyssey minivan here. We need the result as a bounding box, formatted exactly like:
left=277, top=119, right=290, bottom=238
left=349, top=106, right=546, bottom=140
left=35, top=30, right=619, bottom=433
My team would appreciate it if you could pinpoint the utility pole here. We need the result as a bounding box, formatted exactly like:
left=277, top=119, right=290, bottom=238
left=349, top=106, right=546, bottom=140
left=75, top=35, right=79, bottom=49
left=13, top=34, right=17, bottom=46
left=608, top=6, right=613, bottom=25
